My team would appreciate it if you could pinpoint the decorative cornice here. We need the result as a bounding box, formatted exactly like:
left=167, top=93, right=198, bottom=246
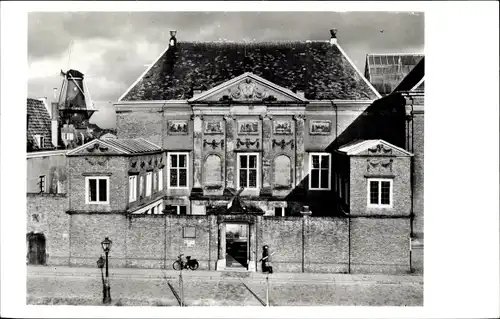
left=272, top=139, right=294, bottom=150
left=203, top=139, right=224, bottom=150
left=367, top=159, right=393, bottom=172
left=236, top=138, right=260, bottom=149
left=368, top=144, right=393, bottom=155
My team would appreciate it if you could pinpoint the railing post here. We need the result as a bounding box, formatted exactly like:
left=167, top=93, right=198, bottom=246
left=266, top=275, right=269, bottom=307
left=179, top=270, right=184, bottom=306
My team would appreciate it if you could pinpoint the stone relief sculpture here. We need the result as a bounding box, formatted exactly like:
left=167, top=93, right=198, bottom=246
left=237, top=120, right=259, bottom=135
left=204, top=121, right=223, bottom=135
left=273, top=120, right=292, bottom=135
left=310, top=120, right=332, bottom=135
left=167, top=120, right=189, bottom=135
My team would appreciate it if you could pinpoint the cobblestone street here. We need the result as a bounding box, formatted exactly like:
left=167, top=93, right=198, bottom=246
left=27, top=266, right=423, bottom=306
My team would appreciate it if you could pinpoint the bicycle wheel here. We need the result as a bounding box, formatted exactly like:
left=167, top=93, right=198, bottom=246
left=189, top=261, right=199, bottom=270
left=172, top=260, right=182, bottom=270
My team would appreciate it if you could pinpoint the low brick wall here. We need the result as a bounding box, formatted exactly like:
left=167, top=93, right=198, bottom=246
left=27, top=193, right=70, bottom=266
left=34, top=207, right=412, bottom=274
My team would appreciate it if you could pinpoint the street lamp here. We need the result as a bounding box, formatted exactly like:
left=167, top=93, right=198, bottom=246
left=100, top=237, right=112, bottom=304
left=96, top=256, right=106, bottom=302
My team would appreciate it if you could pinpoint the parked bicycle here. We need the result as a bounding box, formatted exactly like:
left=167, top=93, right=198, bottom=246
left=172, top=254, right=199, bottom=270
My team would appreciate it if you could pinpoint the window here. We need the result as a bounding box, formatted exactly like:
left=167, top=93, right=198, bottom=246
left=158, top=169, right=163, bottom=191
left=86, top=176, right=109, bottom=204
left=368, top=179, right=393, bottom=207
left=153, top=171, right=157, bottom=192
left=139, top=175, right=144, bottom=197
left=309, top=153, right=331, bottom=190
left=238, top=153, right=259, bottom=189
left=128, top=175, right=137, bottom=202
left=168, top=153, right=188, bottom=188
left=275, top=207, right=285, bottom=217
left=62, top=132, right=74, bottom=141
left=34, top=135, right=44, bottom=148
left=39, top=175, right=46, bottom=193
left=146, top=172, right=152, bottom=196
left=175, top=205, right=187, bottom=215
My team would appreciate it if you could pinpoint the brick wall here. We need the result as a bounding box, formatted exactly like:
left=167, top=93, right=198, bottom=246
left=412, top=112, right=424, bottom=235
left=350, top=156, right=411, bottom=216
left=68, top=156, right=128, bottom=212
left=116, top=109, right=163, bottom=146
left=260, top=217, right=303, bottom=272
left=126, top=215, right=166, bottom=268
left=69, top=213, right=127, bottom=267
left=27, top=154, right=67, bottom=193
left=165, top=215, right=217, bottom=270
left=27, top=193, right=70, bottom=265
left=304, top=217, right=349, bottom=273
left=350, top=217, right=410, bottom=274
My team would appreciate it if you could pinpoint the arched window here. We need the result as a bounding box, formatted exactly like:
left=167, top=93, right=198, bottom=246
left=274, top=155, right=291, bottom=187
left=203, top=154, right=222, bottom=186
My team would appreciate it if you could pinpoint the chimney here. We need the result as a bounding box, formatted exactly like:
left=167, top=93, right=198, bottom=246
left=296, top=91, right=305, bottom=99
left=51, top=101, right=59, bottom=148
left=330, top=28, right=337, bottom=45
left=169, top=30, right=177, bottom=48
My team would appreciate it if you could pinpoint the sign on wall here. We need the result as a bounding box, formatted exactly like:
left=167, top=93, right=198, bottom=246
left=184, top=239, right=195, bottom=248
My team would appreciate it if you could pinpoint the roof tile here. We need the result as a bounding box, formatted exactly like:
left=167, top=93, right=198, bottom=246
left=122, top=41, right=378, bottom=101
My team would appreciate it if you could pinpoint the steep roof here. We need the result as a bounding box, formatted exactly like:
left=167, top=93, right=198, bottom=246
left=392, top=57, right=425, bottom=93
left=364, top=53, right=424, bottom=96
left=27, top=98, right=53, bottom=151
left=120, top=41, right=380, bottom=102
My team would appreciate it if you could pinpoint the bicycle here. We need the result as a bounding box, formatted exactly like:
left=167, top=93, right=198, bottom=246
left=172, top=254, right=199, bottom=270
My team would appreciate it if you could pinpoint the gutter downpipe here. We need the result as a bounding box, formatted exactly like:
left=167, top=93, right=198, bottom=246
left=403, top=92, right=415, bottom=272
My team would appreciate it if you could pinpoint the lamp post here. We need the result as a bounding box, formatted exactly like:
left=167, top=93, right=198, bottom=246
left=100, top=237, right=112, bottom=304
left=96, top=256, right=106, bottom=302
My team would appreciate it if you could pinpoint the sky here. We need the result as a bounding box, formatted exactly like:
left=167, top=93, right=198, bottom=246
left=27, top=11, right=424, bottom=128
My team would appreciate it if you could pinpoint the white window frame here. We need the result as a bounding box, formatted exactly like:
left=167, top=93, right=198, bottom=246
left=237, top=153, right=260, bottom=190
left=128, top=175, right=137, bottom=202
left=153, top=171, right=157, bottom=192
left=158, top=168, right=163, bottom=191
left=167, top=152, right=189, bottom=189
left=274, top=207, right=285, bottom=217
left=39, top=175, right=46, bottom=193
left=146, top=172, right=152, bottom=196
left=63, top=132, right=74, bottom=141
left=367, top=178, right=393, bottom=208
left=308, top=153, right=331, bottom=190
left=85, top=176, right=110, bottom=205
left=173, top=205, right=187, bottom=215
left=139, top=175, right=144, bottom=197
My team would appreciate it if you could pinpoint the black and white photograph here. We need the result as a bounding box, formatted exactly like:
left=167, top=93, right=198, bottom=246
left=1, top=2, right=499, bottom=319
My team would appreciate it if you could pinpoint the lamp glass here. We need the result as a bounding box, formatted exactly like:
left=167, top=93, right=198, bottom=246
left=101, top=237, right=112, bottom=253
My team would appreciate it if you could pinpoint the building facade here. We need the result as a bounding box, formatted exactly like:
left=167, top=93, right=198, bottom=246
left=26, top=30, right=424, bottom=274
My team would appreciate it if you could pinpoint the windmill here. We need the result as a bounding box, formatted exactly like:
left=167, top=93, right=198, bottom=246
left=55, top=39, right=98, bottom=149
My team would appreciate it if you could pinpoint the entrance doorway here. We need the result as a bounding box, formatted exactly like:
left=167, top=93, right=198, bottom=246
left=225, top=223, right=249, bottom=269
left=27, top=232, right=46, bottom=265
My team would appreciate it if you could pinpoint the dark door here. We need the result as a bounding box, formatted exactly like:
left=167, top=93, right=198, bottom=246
left=27, top=233, right=46, bottom=265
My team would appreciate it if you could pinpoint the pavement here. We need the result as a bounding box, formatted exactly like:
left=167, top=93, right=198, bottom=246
left=28, top=265, right=423, bottom=284
left=27, top=266, right=423, bottom=306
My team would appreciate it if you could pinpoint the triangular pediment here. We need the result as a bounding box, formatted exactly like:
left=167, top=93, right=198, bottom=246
left=339, top=139, right=413, bottom=157
left=67, top=139, right=128, bottom=156
left=188, top=72, right=308, bottom=104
